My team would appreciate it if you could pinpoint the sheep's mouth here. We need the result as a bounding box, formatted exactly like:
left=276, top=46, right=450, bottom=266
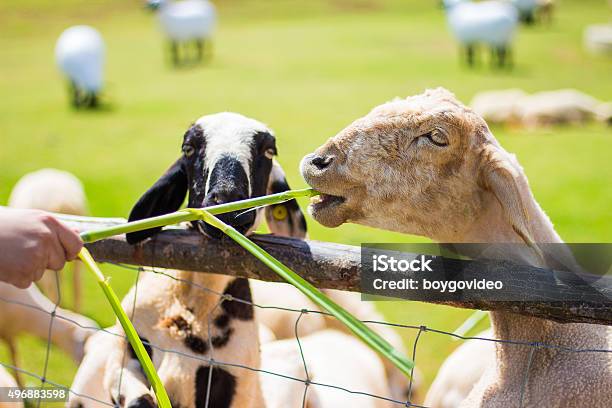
left=308, top=193, right=348, bottom=228
left=310, top=193, right=346, bottom=211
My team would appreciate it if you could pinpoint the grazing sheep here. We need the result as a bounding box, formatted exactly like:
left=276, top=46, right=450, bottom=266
left=9, top=168, right=87, bottom=312
left=469, top=89, right=526, bottom=126
left=260, top=330, right=393, bottom=408
left=0, top=365, right=23, bottom=408
left=70, top=112, right=307, bottom=408
left=424, top=329, right=494, bottom=408
left=147, top=0, right=217, bottom=66
left=471, top=88, right=611, bottom=128
left=55, top=25, right=105, bottom=109
left=300, top=87, right=612, bottom=407
left=0, top=282, right=98, bottom=387
left=446, top=1, right=518, bottom=68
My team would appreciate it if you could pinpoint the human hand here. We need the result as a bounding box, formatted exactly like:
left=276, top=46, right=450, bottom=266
left=0, top=209, right=83, bottom=289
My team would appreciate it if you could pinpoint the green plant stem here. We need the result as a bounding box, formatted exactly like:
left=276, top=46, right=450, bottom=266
left=79, top=187, right=414, bottom=384
left=194, top=209, right=415, bottom=377
left=78, top=248, right=172, bottom=408
left=80, top=188, right=318, bottom=243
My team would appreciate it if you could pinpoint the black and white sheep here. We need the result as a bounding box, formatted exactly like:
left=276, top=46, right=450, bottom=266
left=69, top=112, right=307, bottom=408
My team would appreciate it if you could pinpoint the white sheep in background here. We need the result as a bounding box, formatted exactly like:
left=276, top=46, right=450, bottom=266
left=0, top=365, right=23, bottom=408
left=424, top=329, right=494, bottom=408
left=0, top=282, right=98, bottom=387
left=55, top=25, right=105, bottom=109
left=260, top=330, right=393, bottom=408
left=9, top=168, right=88, bottom=312
left=446, top=1, right=518, bottom=68
left=147, top=0, right=217, bottom=66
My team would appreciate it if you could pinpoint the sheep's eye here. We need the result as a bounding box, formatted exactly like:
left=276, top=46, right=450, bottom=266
left=182, top=145, right=195, bottom=157
left=264, top=148, right=275, bottom=160
left=424, top=130, right=448, bottom=147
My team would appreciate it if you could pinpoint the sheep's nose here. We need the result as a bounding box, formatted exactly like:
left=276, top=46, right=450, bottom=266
left=311, top=155, right=334, bottom=170
left=207, top=189, right=247, bottom=205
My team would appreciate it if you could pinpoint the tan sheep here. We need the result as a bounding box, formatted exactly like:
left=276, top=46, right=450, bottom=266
left=0, top=282, right=97, bottom=387
left=424, top=329, right=494, bottom=408
left=300, top=87, right=612, bottom=407
left=8, top=168, right=88, bottom=312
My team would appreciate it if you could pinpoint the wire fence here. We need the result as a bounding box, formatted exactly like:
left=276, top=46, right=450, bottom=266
left=1, top=260, right=611, bottom=408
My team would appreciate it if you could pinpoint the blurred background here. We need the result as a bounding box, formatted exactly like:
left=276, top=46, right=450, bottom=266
left=0, top=0, right=610, bottom=402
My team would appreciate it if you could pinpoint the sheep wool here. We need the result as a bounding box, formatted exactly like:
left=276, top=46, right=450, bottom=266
left=446, top=0, right=518, bottom=67
left=55, top=26, right=105, bottom=94
left=155, top=0, right=216, bottom=42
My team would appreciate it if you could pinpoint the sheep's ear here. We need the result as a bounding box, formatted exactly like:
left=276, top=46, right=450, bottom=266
left=478, top=145, right=539, bottom=251
left=265, top=160, right=308, bottom=239
left=126, top=158, right=188, bottom=244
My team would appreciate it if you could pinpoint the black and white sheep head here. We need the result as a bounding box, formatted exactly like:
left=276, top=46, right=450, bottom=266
left=126, top=112, right=307, bottom=243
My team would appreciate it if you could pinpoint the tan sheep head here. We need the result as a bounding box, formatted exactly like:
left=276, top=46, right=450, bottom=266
left=301, top=87, right=536, bottom=245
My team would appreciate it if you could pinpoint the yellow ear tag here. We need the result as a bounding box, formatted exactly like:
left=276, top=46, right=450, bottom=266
left=272, top=205, right=288, bottom=221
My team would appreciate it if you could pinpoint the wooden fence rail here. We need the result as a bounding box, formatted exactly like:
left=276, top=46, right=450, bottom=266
left=58, top=214, right=612, bottom=326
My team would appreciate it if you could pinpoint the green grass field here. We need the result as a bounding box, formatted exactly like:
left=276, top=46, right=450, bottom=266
left=1, top=0, right=610, bottom=404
